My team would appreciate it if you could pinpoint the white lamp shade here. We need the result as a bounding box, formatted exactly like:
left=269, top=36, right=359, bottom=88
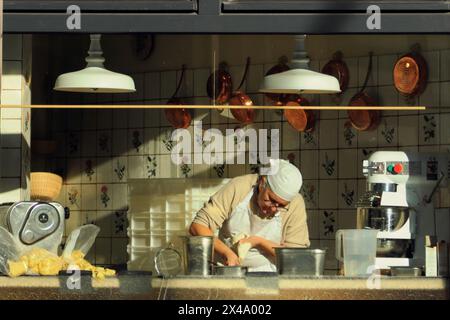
left=260, top=69, right=341, bottom=94
left=54, top=67, right=136, bottom=93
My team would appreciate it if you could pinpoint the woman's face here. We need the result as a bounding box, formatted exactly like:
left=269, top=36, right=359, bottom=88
left=256, top=177, right=290, bottom=216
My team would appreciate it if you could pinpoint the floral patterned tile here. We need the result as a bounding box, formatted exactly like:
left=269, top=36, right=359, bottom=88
left=419, top=113, right=439, bottom=145
left=67, top=131, right=81, bottom=157
left=81, top=158, right=96, bottom=184
left=320, top=210, right=337, bottom=240
left=145, top=155, right=159, bottom=178
left=338, top=119, right=357, bottom=148
left=306, top=210, right=319, bottom=240
left=128, top=128, right=144, bottom=155
left=97, top=130, right=112, bottom=157
left=112, top=156, right=127, bottom=183
left=97, top=184, right=112, bottom=210
left=338, top=180, right=358, bottom=209
left=112, top=211, right=128, bottom=238
left=301, top=180, right=318, bottom=210
left=378, top=117, right=398, bottom=147
left=320, top=150, right=338, bottom=179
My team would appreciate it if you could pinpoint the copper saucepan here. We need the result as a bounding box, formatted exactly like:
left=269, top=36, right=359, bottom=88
left=322, top=51, right=350, bottom=95
left=347, top=52, right=380, bottom=132
left=283, top=95, right=316, bottom=132
left=165, top=64, right=192, bottom=129
left=264, top=56, right=290, bottom=106
left=228, top=57, right=256, bottom=125
left=393, top=44, right=428, bottom=98
left=207, top=61, right=233, bottom=105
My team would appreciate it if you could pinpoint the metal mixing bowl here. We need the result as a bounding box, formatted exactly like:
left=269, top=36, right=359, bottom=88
left=357, top=207, right=410, bottom=232
left=376, top=239, right=412, bottom=257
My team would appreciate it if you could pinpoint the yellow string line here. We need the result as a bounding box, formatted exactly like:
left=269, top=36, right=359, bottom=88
left=0, top=104, right=427, bottom=110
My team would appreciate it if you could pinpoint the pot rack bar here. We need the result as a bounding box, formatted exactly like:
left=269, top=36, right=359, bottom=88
left=0, top=104, right=426, bottom=110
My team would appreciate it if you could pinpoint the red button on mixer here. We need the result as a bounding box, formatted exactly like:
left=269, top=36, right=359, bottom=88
left=393, top=163, right=403, bottom=174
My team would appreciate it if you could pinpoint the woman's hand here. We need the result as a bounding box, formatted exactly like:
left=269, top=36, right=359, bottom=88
left=224, top=251, right=241, bottom=266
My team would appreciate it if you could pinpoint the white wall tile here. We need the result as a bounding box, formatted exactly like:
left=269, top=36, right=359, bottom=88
left=338, top=149, right=357, bottom=179
left=247, top=64, right=264, bottom=93
left=81, top=184, right=97, bottom=211
left=346, top=57, right=358, bottom=88
left=306, top=210, right=319, bottom=240
left=378, top=116, right=398, bottom=147
left=419, top=82, right=440, bottom=113
left=112, top=129, right=128, bottom=156
left=128, top=155, right=145, bottom=179
left=144, top=108, right=161, bottom=128
left=161, top=71, right=177, bottom=100
left=111, top=238, right=128, bottom=264
left=81, top=109, right=97, bottom=131
left=300, top=150, right=319, bottom=180
left=338, top=210, right=357, bottom=229
left=440, top=50, right=450, bottom=81
left=81, top=131, right=97, bottom=157
left=419, top=114, right=439, bottom=145
left=1, top=90, right=22, bottom=114
left=398, top=115, right=419, bottom=146
left=0, top=178, right=21, bottom=202
left=338, top=180, right=358, bottom=209
left=128, top=109, right=144, bottom=128
left=338, top=119, right=357, bottom=148
left=435, top=208, right=450, bottom=243
left=96, top=212, right=113, bottom=238
left=319, top=180, right=338, bottom=209
left=66, top=184, right=81, bottom=211
left=128, top=128, right=144, bottom=155
left=319, top=119, right=338, bottom=149
left=300, top=180, right=318, bottom=209
left=176, top=69, right=194, bottom=98
left=378, top=54, right=397, bottom=86
left=97, top=109, right=112, bottom=130
left=0, top=119, right=21, bottom=148
left=378, top=86, right=398, bottom=116
left=95, top=238, right=112, bottom=265
left=358, top=55, right=378, bottom=87
left=193, top=69, right=210, bottom=97
left=0, top=149, right=20, bottom=177
left=422, top=51, right=440, bottom=83
left=440, top=113, right=450, bottom=145
left=81, top=158, right=97, bottom=184
left=96, top=158, right=113, bottom=184
left=97, top=184, right=113, bottom=210
left=282, top=122, right=300, bottom=150
left=320, top=150, right=338, bottom=179
left=144, top=72, right=161, bottom=100
left=357, top=126, right=378, bottom=148
left=440, top=82, right=450, bottom=107
left=113, top=109, right=128, bottom=129
left=2, top=61, right=22, bottom=90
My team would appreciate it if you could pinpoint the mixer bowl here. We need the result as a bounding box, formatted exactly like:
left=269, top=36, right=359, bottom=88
left=357, top=207, right=410, bottom=232
left=376, top=239, right=412, bottom=257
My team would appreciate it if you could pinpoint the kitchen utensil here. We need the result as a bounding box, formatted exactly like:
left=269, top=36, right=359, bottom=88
left=229, top=57, right=256, bottom=125
left=30, top=172, right=63, bottom=201
left=321, top=51, right=350, bottom=94
left=390, top=266, right=422, bottom=277
left=0, top=201, right=68, bottom=255
left=213, top=265, right=248, bottom=277
left=335, top=229, right=378, bottom=276
left=154, top=243, right=183, bottom=277
left=376, top=239, right=412, bottom=258
left=180, top=236, right=214, bottom=276
left=207, top=61, right=233, bottom=105
left=282, top=95, right=316, bottom=132
left=357, top=207, right=410, bottom=232
left=347, top=52, right=381, bottom=131
left=165, top=64, right=192, bottom=129
left=275, top=248, right=326, bottom=276
left=264, top=56, right=290, bottom=106
left=393, top=44, right=428, bottom=98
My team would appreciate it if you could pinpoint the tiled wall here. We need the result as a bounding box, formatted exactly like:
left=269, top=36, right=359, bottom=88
left=0, top=35, right=32, bottom=203
left=42, top=48, right=450, bottom=272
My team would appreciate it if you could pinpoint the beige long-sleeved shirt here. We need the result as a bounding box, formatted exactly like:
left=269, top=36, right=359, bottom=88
left=192, top=174, right=310, bottom=247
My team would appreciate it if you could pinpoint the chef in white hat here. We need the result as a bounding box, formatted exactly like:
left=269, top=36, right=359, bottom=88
left=190, top=159, right=310, bottom=272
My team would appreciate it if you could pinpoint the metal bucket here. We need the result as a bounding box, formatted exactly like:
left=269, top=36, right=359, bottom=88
left=275, top=248, right=326, bottom=276
left=180, top=236, right=214, bottom=276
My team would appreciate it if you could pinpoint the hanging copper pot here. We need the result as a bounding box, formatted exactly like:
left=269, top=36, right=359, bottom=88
left=207, top=61, right=233, bottom=105
left=347, top=52, right=381, bottom=132
left=264, top=56, right=290, bottom=106
left=321, top=51, right=350, bottom=94
left=283, top=95, right=316, bottom=132
left=229, top=57, right=256, bottom=125
left=165, top=65, right=192, bottom=129
left=393, top=45, right=428, bottom=98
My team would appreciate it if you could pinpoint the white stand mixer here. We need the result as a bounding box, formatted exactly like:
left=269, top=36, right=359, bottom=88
left=357, top=151, right=449, bottom=270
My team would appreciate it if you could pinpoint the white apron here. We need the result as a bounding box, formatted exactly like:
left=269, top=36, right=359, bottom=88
left=218, top=189, right=282, bottom=272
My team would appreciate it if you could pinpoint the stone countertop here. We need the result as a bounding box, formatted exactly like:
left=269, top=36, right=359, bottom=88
left=0, top=275, right=448, bottom=300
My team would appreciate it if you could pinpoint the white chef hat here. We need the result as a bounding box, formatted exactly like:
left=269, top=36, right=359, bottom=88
left=265, top=159, right=302, bottom=202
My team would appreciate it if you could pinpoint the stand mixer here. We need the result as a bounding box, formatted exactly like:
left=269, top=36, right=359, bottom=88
left=357, top=151, right=449, bottom=270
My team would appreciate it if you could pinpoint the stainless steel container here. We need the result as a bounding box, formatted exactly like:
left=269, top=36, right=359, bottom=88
left=376, top=239, right=412, bottom=257
left=357, top=207, right=410, bottom=232
left=213, top=266, right=248, bottom=277
left=181, top=236, right=214, bottom=276
left=390, top=267, right=422, bottom=277
left=275, top=248, right=326, bottom=276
